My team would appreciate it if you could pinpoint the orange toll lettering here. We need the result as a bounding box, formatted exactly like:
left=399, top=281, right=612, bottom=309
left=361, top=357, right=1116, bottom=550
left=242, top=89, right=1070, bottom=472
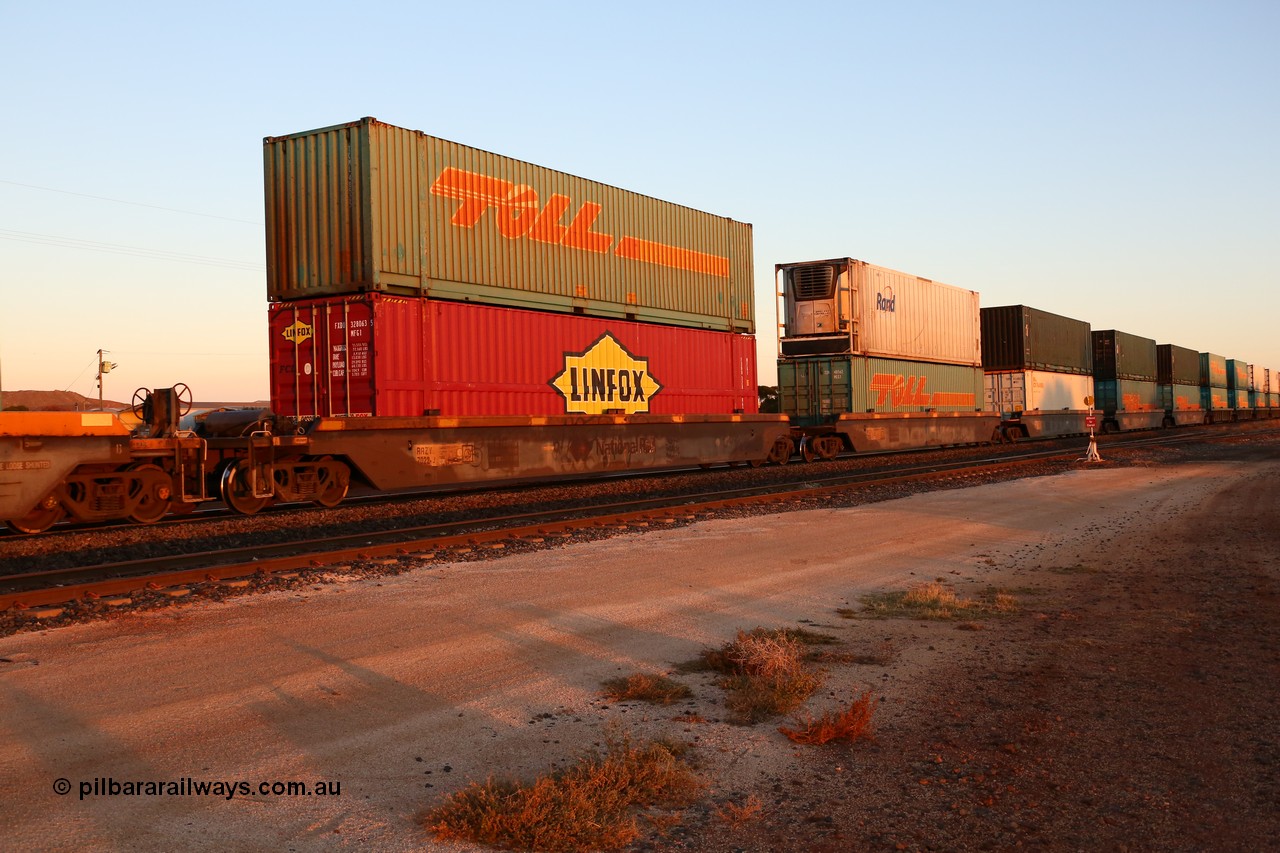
left=562, top=202, right=612, bottom=253
left=529, top=194, right=571, bottom=244
left=430, top=166, right=729, bottom=278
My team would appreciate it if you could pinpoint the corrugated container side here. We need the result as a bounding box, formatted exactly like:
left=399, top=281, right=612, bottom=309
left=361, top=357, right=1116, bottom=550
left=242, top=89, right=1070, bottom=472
left=1201, top=386, right=1230, bottom=410
left=1225, top=359, right=1251, bottom=390
left=1093, top=379, right=1161, bottom=415
left=779, top=355, right=983, bottom=424
left=1200, top=353, right=1228, bottom=388
left=778, top=258, right=980, bottom=366
left=980, top=306, right=1092, bottom=374
left=1091, top=330, right=1157, bottom=381
left=1159, top=383, right=1203, bottom=411
left=270, top=295, right=758, bottom=418
left=265, top=118, right=754, bottom=332
left=1157, top=344, right=1201, bottom=386
left=984, top=370, right=1093, bottom=414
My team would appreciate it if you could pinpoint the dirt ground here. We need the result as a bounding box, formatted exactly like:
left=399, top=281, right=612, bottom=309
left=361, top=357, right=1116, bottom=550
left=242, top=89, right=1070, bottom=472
left=1, top=435, right=1277, bottom=852
left=661, top=439, right=1280, bottom=852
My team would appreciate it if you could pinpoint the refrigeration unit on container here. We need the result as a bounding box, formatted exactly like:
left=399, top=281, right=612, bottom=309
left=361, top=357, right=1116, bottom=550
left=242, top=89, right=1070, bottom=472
left=980, top=305, right=1092, bottom=374
left=269, top=294, right=759, bottom=418
left=776, top=258, right=980, bottom=365
left=1091, top=330, right=1157, bottom=381
left=264, top=117, right=754, bottom=332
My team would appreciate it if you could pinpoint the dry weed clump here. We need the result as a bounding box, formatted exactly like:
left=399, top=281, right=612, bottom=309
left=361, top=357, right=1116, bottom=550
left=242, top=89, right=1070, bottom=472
left=600, top=672, right=692, bottom=705
left=425, top=735, right=701, bottom=852
left=860, top=581, right=1018, bottom=620
left=779, top=690, right=878, bottom=745
left=714, top=794, right=764, bottom=826
left=700, top=628, right=825, bottom=723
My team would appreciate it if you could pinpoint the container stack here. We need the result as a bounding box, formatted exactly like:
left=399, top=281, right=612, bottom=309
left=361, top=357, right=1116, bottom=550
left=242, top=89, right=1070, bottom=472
left=981, top=305, right=1093, bottom=416
left=1092, top=330, right=1161, bottom=428
left=1226, top=359, right=1252, bottom=415
left=1157, top=343, right=1204, bottom=424
left=775, top=258, right=983, bottom=424
left=1199, top=353, right=1230, bottom=414
left=263, top=118, right=760, bottom=418
left=1244, top=361, right=1264, bottom=409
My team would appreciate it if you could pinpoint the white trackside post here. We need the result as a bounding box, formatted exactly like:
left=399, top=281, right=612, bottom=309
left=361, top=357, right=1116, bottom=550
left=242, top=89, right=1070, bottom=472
left=1081, top=405, right=1102, bottom=462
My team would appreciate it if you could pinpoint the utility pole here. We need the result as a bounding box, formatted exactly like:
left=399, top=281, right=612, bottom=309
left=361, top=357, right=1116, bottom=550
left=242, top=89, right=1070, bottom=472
left=97, top=349, right=118, bottom=409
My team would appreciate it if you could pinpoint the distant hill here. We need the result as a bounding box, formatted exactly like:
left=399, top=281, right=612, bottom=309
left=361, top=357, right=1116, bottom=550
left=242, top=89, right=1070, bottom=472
left=1, top=390, right=128, bottom=412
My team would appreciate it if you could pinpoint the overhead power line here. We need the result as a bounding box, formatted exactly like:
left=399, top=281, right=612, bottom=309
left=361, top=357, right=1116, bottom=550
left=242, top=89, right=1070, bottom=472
left=0, top=179, right=261, bottom=225
left=0, top=228, right=264, bottom=272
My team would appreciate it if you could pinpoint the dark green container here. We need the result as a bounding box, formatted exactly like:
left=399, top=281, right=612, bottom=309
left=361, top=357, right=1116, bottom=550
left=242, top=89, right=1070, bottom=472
left=1157, top=344, right=1200, bottom=386
left=1092, top=330, right=1157, bottom=381
left=981, top=305, right=1092, bottom=374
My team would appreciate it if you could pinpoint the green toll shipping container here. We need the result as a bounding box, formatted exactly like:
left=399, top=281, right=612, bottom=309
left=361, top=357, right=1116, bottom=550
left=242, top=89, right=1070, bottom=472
left=1092, top=330, right=1157, bottom=381
left=981, top=305, right=1092, bottom=374
left=778, top=355, right=984, bottom=427
left=264, top=117, right=755, bottom=332
left=1226, top=359, right=1251, bottom=408
left=1199, top=353, right=1227, bottom=389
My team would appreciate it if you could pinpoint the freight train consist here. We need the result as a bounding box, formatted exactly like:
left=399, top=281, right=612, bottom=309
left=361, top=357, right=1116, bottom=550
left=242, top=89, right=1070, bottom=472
left=1, top=117, right=1275, bottom=534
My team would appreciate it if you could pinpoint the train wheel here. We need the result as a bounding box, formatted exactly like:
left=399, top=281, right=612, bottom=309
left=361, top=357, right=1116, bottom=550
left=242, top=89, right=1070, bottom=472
left=817, top=437, right=841, bottom=460
left=314, top=459, right=350, bottom=508
left=800, top=437, right=819, bottom=463
left=6, top=493, right=65, bottom=534
left=768, top=437, right=794, bottom=465
left=127, top=464, right=172, bottom=524
left=219, top=460, right=272, bottom=515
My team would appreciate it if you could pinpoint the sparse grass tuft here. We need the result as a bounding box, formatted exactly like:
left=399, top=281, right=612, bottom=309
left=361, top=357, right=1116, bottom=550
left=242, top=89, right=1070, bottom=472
left=600, top=673, right=692, bottom=705
left=860, top=582, right=1018, bottom=620
left=714, top=794, right=764, bottom=826
left=425, top=735, right=701, bottom=852
left=701, top=628, right=825, bottom=723
left=779, top=690, right=878, bottom=746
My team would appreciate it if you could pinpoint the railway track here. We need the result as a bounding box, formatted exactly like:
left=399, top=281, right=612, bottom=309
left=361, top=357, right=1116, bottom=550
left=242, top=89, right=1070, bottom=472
left=5, top=425, right=1269, bottom=615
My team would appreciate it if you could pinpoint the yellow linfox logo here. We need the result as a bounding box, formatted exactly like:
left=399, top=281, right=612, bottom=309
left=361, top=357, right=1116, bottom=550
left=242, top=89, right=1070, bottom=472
left=550, top=333, right=662, bottom=415
left=282, top=320, right=313, bottom=343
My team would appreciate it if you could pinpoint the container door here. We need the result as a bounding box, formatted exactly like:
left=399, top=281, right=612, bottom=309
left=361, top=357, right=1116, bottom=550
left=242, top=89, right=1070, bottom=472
left=778, top=358, right=850, bottom=425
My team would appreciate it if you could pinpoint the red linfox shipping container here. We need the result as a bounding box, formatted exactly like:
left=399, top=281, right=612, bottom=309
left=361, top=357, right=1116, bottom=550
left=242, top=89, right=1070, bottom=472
left=270, top=295, right=759, bottom=418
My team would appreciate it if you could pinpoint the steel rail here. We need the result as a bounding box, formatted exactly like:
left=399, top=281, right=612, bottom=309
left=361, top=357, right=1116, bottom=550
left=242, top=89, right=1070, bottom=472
left=2, top=426, right=1274, bottom=612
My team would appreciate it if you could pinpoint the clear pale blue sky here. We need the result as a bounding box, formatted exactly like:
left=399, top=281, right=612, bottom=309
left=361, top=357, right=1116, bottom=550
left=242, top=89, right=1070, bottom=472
left=2, top=1, right=1276, bottom=402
